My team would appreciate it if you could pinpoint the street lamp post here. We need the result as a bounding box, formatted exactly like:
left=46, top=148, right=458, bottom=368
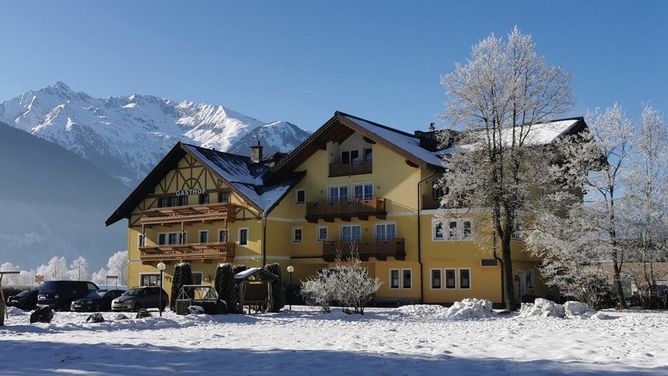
left=286, top=265, right=294, bottom=311
left=157, top=261, right=166, bottom=317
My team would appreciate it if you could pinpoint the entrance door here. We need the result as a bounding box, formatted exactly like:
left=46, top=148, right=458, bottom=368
left=515, top=270, right=527, bottom=303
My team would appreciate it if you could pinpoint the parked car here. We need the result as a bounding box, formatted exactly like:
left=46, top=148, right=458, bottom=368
left=111, top=286, right=168, bottom=312
left=37, top=280, right=99, bottom=311
left=7, top=289, right=38, bottom=311
left=70, top=289, right=126, bottom=312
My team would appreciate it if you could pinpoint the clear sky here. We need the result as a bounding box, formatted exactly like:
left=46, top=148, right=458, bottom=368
left=1, top=0, right=666, bottom=132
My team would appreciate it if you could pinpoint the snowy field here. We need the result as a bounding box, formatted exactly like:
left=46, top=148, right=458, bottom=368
left=1, top=306, right=667, bottom=376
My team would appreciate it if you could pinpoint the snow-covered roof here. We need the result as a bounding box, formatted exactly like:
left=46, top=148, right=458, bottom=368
left=183, top=144, right=303, bottom=212
left=341, top=115, right=444, bottom=167
left=443, top=118, right=584, bottom=154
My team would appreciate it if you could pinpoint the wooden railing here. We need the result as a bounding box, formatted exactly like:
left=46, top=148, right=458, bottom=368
left=140, top=203, right=237, bottom=226
left=322, top=239, right=406, bottom=261
left=305, top=198, right=386, bottom=222
left=329, top=160, right=372, bottom=177
left=138, top=242, right=236, bottom=262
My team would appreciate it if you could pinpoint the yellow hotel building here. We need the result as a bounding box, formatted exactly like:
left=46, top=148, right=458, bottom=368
left=106, top=112, right=588, bottom=305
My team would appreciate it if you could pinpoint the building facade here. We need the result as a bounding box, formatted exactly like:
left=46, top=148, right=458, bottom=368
left=106, top=111, right=587, bottom=305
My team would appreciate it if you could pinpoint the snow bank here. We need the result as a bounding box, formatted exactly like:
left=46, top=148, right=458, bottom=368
left=397, top=299, right=493, bottom=320
left=519, top=298, right=565, bottom=318
left=564, top=301, right=593, bottom=318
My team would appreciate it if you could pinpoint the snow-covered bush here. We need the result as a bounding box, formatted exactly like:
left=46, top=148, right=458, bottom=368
left=519, top=298, right=565, bottom=318
left=263, top=263, right=285, bottom=312
left=214, top=263, right=236, bottom=313
left=301, top=256, right=381, bottom=314
left=170, top=262, right=192, bottom=311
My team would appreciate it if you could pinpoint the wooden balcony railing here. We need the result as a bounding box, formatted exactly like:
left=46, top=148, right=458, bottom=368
left=138, top=242, right=236, bottom=263
left=140, top=203, right=237, bottom=226
left=329, top=160, right=372, bottom=177
left=306, top=198, right=386, bottom=222
left=322, top=239, right=406, bottom=261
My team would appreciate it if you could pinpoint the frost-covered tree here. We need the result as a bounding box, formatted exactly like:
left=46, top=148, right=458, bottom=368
left=624, top=105, right=668, bottom=304
left=439, top=27, right=573, bottom=310
left=106, top=251, right=128, bottom=285
left=36, top=256, right=68, bottom=280
left=68, top=256, right=89, bottom=281
left=553, top=105, right=633, bottom=308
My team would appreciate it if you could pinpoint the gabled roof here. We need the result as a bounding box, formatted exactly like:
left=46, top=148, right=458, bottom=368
left=272, top=111, right=445, bottom=175
left=105, top=143, right=304, bottom=226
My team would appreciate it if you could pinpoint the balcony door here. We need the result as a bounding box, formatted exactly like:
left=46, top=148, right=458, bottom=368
left=375, top=223, right=396, bottom=241
left=353, top=183, right=373, bottom=200
left=329, top=186, right=348, bottom=203
left=341, top=225, right=361, bottom=241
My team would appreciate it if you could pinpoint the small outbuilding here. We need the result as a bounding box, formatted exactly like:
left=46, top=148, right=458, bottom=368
left=234, top=267, right=279, bottom=313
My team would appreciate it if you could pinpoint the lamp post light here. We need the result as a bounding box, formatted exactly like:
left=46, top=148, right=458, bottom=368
left=286, top=265, right=294, bottom=311
left=157, top=261, right=166, bottom=317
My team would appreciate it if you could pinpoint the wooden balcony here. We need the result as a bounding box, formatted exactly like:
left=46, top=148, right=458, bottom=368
left=329, top=160, right=372, bottom=177
left=140, top=203, right=238, bottom=227
left=322, top=239, right=406, bottom=261
left=138, top=242, right=236, bottom=263
left=305, top=198, right=386, bottom=222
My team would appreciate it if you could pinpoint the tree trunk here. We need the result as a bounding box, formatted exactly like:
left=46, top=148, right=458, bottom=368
left=502, top=231, right=516, bottom=311
left=612, top=258, right=627, bottom=309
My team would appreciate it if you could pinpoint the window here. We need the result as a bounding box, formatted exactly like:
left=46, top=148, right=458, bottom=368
left=168, top=233, right=178, bottom=245
left=459, top=269, right=471, bottom=289
left=526, top=269, right=535, bottom=289
left=292, top=227, right=303, bottom=243
left=433, top=222, right=444, bottom=240
left=191, top=272, right=203, bottom=285
left=238, top=228, right=248, bottom=246
left=402, top=269, right=412, bottom=289
left=341, top=150, right=359, bottom=164
left=177, top=196, right=187, bottom=206
left=178, top=231, right=187, bottom=244
left=375, top=223, right=396, bottom=240
left=329, top=185, right=348, bottom=202
left=295, top=189, right=305, bottom=204
left=431, top=269, right=442, bottom=289
left=199, top=230, right=208, bottom=244
left=218, top=229, right=229, bottom=243
left=353, top=183, right=373, bottom=200
left=445, top=269, right=456, bottom=289
left=363, top=148, right=372, bottom=161
left=341, top=225, right=361, bottom=241
left=317, top=226, right=328, bottom=241
left=481, top=259, right=498, bottom=267
left=433, top=219, right=474, bottom=241
left=512, top=222, right=525, bottom=240
left=218, top=191, right=229, bottom=203
left=198, top=193, right=209, bottom=205
left=140, top=274, right=160, bottom=287
left=390, top=269, right=400, bottom=289
left=158, top=233, right=166, bottom=245
left=137, top=234, right=145, bottom=248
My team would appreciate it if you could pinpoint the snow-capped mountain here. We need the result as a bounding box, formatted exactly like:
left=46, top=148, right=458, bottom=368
left=0, top=82, right=309, bottom=185
left=227, top=121, right=310, bottom=155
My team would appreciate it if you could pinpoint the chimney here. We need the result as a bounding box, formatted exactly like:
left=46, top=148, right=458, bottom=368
left=250, top=141, right=264, bottom=163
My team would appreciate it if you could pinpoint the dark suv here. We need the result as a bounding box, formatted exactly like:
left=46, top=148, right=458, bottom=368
left=37, top=281, right=99, bottom=311
left=111, top=286, right=169, bottom=312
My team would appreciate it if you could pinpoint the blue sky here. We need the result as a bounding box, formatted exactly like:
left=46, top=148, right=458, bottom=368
left=1, top=1, right=666, bottom=132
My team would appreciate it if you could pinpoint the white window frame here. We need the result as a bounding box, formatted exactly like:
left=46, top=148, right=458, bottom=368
left=374, top=222, right=397, bottom=241
left=328, top=185, right=349, bottom=203
left=389, top=269, right=401, bottom=289
left=292, top=227, right=303, bottom=243
left=295, top=189, right=305, bottom=205
left=430, top=268, right=442, bottom=290
left=444, top=268, right=457, bottom=289
left=458, top=268, right=472, bottom=290
left=217, top=229, right=229, bottom=243
left=238, top=228, right=249, bottom=246
left=317, top=226, right=328, bottom=242
left=198, top=230, right=209, bottom=244
left=340, top=224, right=361, bottom=241
left=159, top=232, right=181, bottom=245
left=432, top=219, right=474, bottom=241
left=352, top=182, right=373, bottom=200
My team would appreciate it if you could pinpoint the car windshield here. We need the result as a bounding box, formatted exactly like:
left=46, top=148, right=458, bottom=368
left=123, top=288, right=144, bottom=296
left=84, top=290, right=104, bottom=299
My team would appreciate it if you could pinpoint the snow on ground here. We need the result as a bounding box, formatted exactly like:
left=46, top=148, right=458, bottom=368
left=1, top=306, right=667, bottom=375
